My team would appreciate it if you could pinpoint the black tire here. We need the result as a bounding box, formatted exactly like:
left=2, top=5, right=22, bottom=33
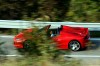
left=69, top=40, right=81, bottom=51
left=17, top=40, right=31, bottom=53
left=23, top=40, right=32, bottom=50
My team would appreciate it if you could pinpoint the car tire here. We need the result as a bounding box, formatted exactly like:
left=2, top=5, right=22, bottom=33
left=23, top=40, right=32, bottom=50
left=69, top=40, right=81, bottom=51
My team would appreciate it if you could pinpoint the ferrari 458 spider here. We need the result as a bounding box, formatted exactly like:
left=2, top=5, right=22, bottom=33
left=14, top=25, right=90, bottom=51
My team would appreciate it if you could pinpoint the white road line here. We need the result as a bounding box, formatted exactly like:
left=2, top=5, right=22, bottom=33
left=0, top=55, right=100, bottom=58
left=64, top=55, right=100, bottom=58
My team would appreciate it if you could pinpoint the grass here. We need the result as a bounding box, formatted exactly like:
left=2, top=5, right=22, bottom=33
left=0, top=56, right=81, bottom=66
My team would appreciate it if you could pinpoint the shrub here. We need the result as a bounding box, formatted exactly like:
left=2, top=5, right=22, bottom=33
left=18, top=26, right=59, bottom=59
left=16, top=26, right=81, bottom=66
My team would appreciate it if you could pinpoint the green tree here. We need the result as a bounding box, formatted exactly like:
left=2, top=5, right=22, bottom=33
left=0, top=0, right=99, bottom=22
left=66, top=0, right=100, bottom=22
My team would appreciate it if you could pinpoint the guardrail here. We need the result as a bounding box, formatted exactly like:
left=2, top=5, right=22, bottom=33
left=0, top=20, right=100, bottom=31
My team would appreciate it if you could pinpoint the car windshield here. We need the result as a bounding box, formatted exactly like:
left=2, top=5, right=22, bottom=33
left=38, top=25, right=51, bottom=32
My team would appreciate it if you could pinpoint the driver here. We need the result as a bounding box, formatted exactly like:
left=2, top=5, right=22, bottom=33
left=50, top=31, right=54, bottom=37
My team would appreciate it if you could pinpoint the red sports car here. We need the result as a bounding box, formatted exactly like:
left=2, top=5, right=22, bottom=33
left=14, top=25, right=90, bottom=51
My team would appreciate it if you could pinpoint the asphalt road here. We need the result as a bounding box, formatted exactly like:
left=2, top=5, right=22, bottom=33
left=0, top=36, right=20, bottom=55
left=70, top=38, right=100, bottom=56
left=0, top=35, right=100, bottom=56
left=0, top=35, right=100, bottom=66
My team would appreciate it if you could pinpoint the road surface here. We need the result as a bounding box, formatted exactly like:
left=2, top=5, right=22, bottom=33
left=0, top=35, right=100, bottom=65
left=0, top=35, right=100, bottom=56
left=0, top=35, right=19, bottom=55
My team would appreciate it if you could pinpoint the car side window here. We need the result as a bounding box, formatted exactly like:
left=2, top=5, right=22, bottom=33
left=50, top=31, right=54, bottom=37
left=50, top=27, right=61, bottom=37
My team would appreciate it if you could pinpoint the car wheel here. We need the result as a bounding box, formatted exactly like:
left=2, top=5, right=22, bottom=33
left=69, top=40, right=81, bottom=51
left=23, top=40, right=32, bottom=50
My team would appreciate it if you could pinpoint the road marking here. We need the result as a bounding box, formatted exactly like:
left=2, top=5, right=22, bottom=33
left=0, top=55, right=100, bottom=58
left=64, top=55, right=100, bottom=58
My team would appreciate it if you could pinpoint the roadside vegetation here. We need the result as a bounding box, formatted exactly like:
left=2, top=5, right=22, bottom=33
left=0, top=0, right=99, bottom=22
left=89, top=31, right=100, bottom=38
left=0, top=28, right=19, bottom=35
left=1, top=56, right=81, bottom=66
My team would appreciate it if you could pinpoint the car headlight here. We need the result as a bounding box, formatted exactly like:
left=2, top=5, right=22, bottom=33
left=15, top=38, right=23, bottom=42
